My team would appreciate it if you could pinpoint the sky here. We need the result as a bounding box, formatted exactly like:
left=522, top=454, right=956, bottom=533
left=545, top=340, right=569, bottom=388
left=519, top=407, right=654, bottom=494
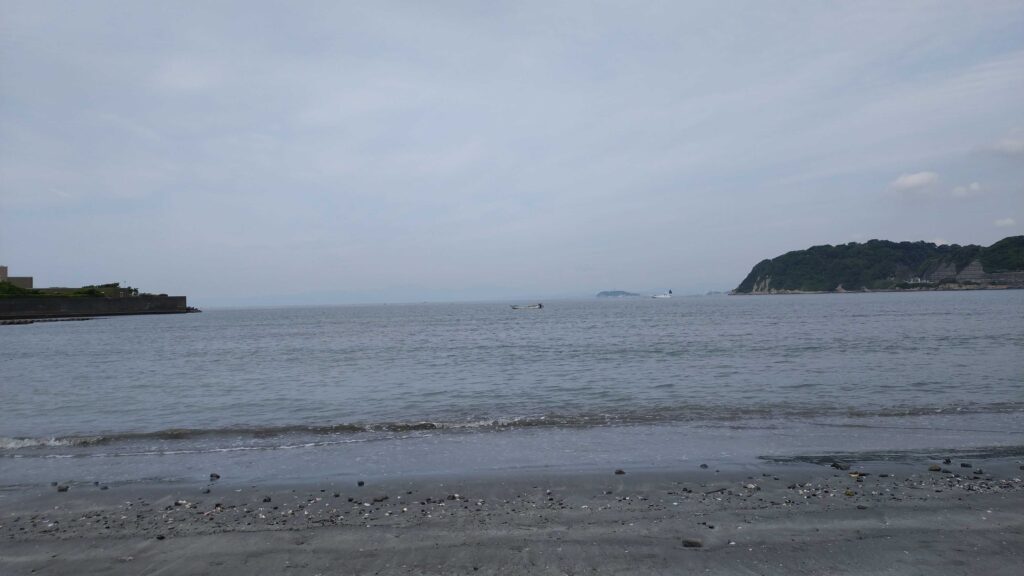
left=1, top=1, right=1022, bottom=305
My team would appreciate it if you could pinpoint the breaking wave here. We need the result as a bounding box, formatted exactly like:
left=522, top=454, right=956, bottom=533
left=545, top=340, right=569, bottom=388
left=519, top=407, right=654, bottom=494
left=2, top=400, right=1020, bottom=452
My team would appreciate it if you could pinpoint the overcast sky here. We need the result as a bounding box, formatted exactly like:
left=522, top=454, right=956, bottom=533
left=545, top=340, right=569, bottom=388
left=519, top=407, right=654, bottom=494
left=1, top=1, right=1022, bottom=305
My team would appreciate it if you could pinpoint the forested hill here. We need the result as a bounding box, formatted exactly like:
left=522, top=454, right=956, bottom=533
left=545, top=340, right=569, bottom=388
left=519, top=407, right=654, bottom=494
left=733, top=236, right=1024, bottom=294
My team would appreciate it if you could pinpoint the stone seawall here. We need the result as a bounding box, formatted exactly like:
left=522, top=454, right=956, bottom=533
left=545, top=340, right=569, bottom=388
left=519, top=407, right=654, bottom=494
left=0, top=296, right=188, bottom=320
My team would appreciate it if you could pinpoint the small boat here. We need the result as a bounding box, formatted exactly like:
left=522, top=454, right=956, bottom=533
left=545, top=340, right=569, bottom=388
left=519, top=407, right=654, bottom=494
left=511, top=303, right=543, bottom=310
left=652, top=289, right=673, bottom=299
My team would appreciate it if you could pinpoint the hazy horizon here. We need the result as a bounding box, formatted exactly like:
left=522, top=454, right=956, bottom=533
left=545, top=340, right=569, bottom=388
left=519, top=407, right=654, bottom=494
left=2, top=1, right=1022, bottom=306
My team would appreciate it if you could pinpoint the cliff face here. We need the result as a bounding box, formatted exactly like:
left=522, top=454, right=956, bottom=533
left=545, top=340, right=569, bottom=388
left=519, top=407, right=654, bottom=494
left=734, top=236, right=1024, bottom=294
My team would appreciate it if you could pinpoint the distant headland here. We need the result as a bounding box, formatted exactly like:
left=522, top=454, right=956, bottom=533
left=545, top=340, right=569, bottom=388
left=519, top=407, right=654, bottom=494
left=733, top=235, right=1024, bottom=294
left=0, top=265, right=197, bottom=323
left=596, top=290, right=642, bottom=298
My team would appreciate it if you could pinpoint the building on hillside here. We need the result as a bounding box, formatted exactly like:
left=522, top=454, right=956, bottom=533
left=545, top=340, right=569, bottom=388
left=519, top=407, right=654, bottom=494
left=0, top=265, right=34, bottom=289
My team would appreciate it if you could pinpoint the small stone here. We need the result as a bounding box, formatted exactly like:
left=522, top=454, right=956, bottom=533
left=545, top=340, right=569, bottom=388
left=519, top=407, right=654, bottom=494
left=699, top=464, right=709, bottom=469
left=100, top=485, right=109, bottom=490
left=857, top=505, right=868, bottom=510
left=51, top=481, right=58, bottom=487
left=614, top=469, right=625, bottom=475
left=960, top=463, right=972, bottom=468
left=333, top=493, right=340, bottom=498
left=831, top=462, right=851, bottom=471
left=844, top=489, right=855, bottom=496
left=209, top=473, right=220, bottom=481
left=156, top=535, right=165, bottom=540
left=682, top=539, right=703, bottom=548
left=357, top=480, right=365, bottom=487
left=56, top=484, right=69, bottom=492
left=263, top=496, right=272, bottom=503
left=928, top=464, right=941, bottom=472
left=202, top=488, right=211, bottom=494
left=943, top=458, right=952, bottom=464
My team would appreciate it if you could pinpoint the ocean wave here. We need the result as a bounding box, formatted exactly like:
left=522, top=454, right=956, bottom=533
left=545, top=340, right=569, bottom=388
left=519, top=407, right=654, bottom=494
left=2, top=401, right=1020, bottom=452
left=0, top=436, right=105, bottom=450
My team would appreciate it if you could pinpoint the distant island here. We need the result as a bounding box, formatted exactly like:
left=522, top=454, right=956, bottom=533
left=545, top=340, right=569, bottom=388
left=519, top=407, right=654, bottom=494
left=596, top=290, right=642, bottom=298
left=733, top=235, right=1024, bottom=294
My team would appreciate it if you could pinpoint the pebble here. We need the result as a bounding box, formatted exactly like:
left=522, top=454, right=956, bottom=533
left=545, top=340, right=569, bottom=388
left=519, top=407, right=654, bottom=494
left=928, top=464, right=941, bottom=472
left=614, top=469, right=626, bottom=475
left=56, top=485, right=69, bottom=493
left=960, top=463, right=972, bottom=468
left=357, top=480, right=365, bottom=487
left=209, top=473, right=221, bottom=481
left=699, top=464, right=709, bottom=469
left=682, top=539, right=703, bottom=548
left=831, top=462, right=851, bottom=471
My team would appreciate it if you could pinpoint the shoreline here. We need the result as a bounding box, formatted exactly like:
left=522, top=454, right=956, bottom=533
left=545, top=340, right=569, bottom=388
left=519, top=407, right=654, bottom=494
left=730, top=285, right=1023, bottom=295
left=3, top=456, right=1022, bottom=575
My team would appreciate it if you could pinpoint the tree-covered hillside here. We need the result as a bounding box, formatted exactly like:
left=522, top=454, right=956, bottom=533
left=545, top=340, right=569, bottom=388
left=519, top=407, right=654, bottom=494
left=979, top=235, right=1024, bottom=272
left=734, top=236, right=1023, bottom=293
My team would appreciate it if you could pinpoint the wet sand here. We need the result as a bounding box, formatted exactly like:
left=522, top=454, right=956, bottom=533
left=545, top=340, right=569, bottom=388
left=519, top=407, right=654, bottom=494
left=2, top=457, right=1022, bottom=575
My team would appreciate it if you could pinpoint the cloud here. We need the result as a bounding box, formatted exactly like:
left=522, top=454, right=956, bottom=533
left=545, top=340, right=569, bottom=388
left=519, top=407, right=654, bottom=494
left=951, top=182, right=983, bottom=198
left=890, top=171, right=939, bottom=191
left=988, top=139, right=1024, bottom=156
left=994, top=218, right=1016, bottom=228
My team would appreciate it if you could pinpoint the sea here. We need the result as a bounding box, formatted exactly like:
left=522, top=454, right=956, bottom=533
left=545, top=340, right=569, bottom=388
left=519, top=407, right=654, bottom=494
left=2, top=291, right=1022, bottom=488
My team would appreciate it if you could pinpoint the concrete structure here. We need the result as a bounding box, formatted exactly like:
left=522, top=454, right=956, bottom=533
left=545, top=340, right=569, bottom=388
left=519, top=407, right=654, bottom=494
left=0, top=295, right=188, bottom=320
left=0, top=265, right=34, bottom=289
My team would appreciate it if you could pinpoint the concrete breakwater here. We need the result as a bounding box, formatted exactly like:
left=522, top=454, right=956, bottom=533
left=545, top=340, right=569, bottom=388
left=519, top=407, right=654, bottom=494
left=0, top=295, right=190, bottom=321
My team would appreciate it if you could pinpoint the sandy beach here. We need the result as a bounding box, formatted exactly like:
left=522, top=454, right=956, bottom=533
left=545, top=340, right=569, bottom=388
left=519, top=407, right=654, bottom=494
left=3, top=455, right=1022, bottom=575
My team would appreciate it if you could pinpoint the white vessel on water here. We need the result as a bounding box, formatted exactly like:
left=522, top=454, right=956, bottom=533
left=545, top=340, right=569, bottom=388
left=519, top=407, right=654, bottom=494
left=652, top=290, right=672, bottom=299
left=510, top=303, right=543, bottom=310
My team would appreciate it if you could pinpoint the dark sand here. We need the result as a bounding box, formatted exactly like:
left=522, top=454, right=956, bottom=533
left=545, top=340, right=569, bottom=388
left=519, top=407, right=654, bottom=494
left=2, top=457, right=1022, bottom=575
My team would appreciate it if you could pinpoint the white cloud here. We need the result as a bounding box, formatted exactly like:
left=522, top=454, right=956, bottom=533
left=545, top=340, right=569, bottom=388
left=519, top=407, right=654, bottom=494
left=989, top=139, right=1024, bottom=156
left=994, top=218, right=1016, bottom=228
left=951, top=182, right=983, bottom=198
left=890, top=171, right=939, bottom=191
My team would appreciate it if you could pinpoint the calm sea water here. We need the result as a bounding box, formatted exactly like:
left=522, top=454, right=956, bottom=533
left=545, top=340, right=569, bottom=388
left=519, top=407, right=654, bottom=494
left=2, top=292, right=1022, bottom=485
